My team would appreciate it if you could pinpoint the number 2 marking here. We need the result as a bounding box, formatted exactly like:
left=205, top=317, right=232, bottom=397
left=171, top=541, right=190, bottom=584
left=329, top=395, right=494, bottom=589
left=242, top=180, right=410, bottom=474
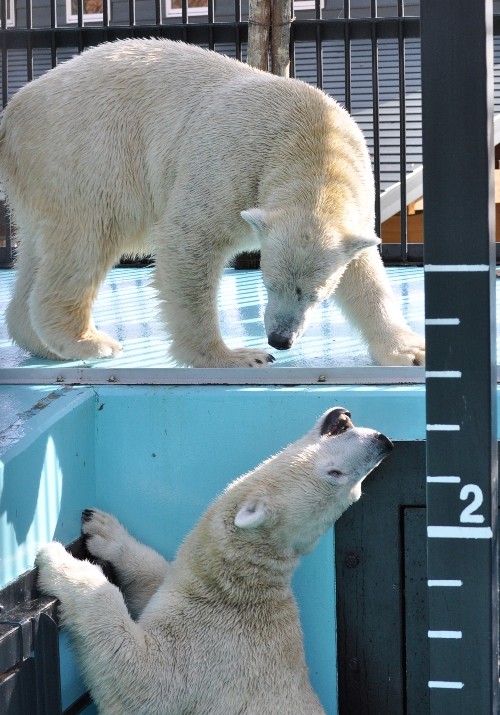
left=459, top=484, right=485, bottom=523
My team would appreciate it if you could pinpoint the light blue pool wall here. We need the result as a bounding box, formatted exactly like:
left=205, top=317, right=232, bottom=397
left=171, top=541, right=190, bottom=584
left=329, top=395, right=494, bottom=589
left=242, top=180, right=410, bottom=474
left=0, top=388, right=96, bottom=585
left=0, top=387, right=96, bottom=711
left=0, top=383, right=428, bottom=714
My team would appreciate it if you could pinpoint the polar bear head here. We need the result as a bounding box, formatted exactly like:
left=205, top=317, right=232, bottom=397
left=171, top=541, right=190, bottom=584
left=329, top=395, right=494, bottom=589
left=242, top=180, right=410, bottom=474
left=218, top=407, right=392, bottom=558
left=241, top=208, right=380, bottom=350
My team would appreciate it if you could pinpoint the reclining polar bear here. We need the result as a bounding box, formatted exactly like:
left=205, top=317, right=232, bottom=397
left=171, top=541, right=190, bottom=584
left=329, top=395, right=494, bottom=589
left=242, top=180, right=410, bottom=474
left=36, top=407, right=393, bottom=714
left=1, top=38, right=424, bottom=366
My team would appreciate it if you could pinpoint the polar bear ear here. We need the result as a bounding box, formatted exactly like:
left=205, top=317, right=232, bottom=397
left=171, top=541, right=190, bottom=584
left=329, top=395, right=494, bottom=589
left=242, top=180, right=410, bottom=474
left=241, top=208, right=267, bottom=232
left=234, top=499, right=269, bottom=529
left=347, top=235, right=381, bottom=254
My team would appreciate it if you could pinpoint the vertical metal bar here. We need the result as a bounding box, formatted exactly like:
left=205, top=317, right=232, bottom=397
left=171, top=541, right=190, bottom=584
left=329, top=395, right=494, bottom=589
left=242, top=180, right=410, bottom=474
left=128, top=0, right=135, bottom=29
left=397, top=0, right=408, bottom=261
left=207, top=0, right=214, bottom=50
left=103, top=0, right=109, bottom=30
left=25, top=0, right=32, bottom=82
left=1, top=0, right=8, bottom=108
left=422, top=2, right=499, bottom=715
left=35, top=614, right=62, bottom=715
left=343, top=0, right=351, bottom=112
left=23, top=0, right=32, bottom=268
left=314, top=0, right=322, bottom=90
left=370, top=0, right=381, bottom=238
left=289, top=0, right=295, bottom=79
left=77, top=0, right=83, bottom=53
left=234, top=0, right=241, bottom=61
left=1, top=0, right=10, bottom=267
left=50, top=0, right=57, bottom=67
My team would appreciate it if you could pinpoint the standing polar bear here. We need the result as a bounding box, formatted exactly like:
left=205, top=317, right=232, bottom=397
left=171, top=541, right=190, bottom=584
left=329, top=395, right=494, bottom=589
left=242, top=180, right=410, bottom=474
left=36, top=407, right=393, bottom=714
left=1, top=38, right=424, bottom=367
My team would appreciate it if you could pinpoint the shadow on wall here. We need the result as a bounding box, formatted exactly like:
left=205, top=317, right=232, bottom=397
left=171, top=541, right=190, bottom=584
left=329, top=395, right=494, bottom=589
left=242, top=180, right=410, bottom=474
left=0, top=389, right=96, bottom=587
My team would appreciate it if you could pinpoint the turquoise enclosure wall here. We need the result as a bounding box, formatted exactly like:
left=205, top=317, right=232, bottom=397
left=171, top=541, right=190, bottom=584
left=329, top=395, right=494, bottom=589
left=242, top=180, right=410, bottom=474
left=0, top=387, right=96, bottom=585
left=0, top=383, right=427, bottom=713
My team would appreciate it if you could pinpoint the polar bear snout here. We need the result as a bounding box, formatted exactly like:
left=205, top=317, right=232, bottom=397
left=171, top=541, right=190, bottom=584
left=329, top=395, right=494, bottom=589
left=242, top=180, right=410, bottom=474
left=263, top=296, right=315, bottom=351
left=360, top=430, right=394, bottom=468
left=319, top=407, right=393, bottom=454
left=264, top=314, right=307, bottom=351
left=267, top=331, right=295, bottom=350
left=363, top=430, right=394, bottom=461
left=374, top=431, right=394, bottom=452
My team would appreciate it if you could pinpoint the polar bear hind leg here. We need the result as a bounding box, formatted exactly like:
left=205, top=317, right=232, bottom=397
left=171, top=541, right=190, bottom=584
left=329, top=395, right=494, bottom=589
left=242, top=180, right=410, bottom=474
left=23, top=221, right=123, bottom=360
left=6, top=227, right=61, bottom=358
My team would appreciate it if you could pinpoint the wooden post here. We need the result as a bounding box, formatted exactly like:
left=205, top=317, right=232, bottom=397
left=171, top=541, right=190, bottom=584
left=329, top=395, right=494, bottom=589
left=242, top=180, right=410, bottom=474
left=247, top=0, right=271, bottom=72
left=236, top=0, right=291, bottom=270
left=271, top=0, right=292, bottom=78
left=247, top=0, right=292, bottom=77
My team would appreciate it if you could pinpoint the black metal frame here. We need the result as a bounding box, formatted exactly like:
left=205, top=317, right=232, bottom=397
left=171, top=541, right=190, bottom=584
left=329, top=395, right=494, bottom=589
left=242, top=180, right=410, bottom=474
left=0, top=540, right=91, bottom=715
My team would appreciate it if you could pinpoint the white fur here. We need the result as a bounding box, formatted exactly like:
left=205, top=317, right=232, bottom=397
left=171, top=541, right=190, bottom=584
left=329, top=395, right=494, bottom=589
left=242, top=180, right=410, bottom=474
left=0, top=38, right=424, bottom=366
left=36, top=408, right=392, bottom=714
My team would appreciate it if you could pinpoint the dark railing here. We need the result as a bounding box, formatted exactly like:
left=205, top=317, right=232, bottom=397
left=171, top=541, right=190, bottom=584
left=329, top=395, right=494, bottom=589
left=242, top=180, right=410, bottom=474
left=0, top=540, right=92, bottom=715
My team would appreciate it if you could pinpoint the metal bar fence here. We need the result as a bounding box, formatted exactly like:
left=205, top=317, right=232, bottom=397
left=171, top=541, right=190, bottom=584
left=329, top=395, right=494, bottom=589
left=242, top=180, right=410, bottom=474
left=0, top=9, right=430, bottom=268
left=370, top=0, right=381, bottom=237
left=397, top=0, right=407, bottom=261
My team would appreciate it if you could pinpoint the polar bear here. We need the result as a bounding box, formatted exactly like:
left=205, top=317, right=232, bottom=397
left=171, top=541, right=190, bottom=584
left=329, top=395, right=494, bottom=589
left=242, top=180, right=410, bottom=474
left=1, top=38, right=424, bottom=367
left=36, top=407, right=393, bottom=715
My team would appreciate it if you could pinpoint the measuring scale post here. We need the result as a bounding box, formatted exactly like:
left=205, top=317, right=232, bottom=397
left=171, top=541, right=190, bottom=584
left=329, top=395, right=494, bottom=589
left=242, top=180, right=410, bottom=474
left=422, top=1, right=499, bottom=713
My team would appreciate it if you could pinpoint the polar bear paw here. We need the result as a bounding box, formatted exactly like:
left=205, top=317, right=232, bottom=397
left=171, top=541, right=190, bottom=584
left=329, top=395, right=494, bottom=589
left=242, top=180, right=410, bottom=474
left=191, top=347, right=276, bottom=368
left=36, top=542, right=106, bottom=600
left=52, top=330, right=123, bottom=360
left=369, top=329, right=425, bottom=366
left=82, top=508, right=129, bottom=564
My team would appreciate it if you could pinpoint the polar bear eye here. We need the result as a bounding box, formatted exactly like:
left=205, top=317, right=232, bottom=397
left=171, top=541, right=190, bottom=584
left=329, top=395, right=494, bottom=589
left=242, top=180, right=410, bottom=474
left=327, top=469, right=344, bottom=478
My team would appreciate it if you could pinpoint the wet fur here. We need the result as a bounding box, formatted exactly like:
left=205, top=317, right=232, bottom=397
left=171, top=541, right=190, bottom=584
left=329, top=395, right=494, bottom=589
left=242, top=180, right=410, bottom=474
left=36, top=408, right=392, bottom=714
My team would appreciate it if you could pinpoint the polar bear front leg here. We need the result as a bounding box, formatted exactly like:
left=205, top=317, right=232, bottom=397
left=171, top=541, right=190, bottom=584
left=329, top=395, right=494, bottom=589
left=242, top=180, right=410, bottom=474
left=36, top=543, right=155, bottom=713
left=82, top=509, right=170, bottom=618
left=335, top=246, right=425, bottom=366
left=154, top=241, right=275, bottom=368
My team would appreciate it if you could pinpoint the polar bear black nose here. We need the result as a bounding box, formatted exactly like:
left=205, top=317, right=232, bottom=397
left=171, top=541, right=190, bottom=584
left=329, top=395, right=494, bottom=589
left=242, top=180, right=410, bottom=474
left=268, top=333, right=293, bottom=350
left=375, top=432, right=394, bottom=450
